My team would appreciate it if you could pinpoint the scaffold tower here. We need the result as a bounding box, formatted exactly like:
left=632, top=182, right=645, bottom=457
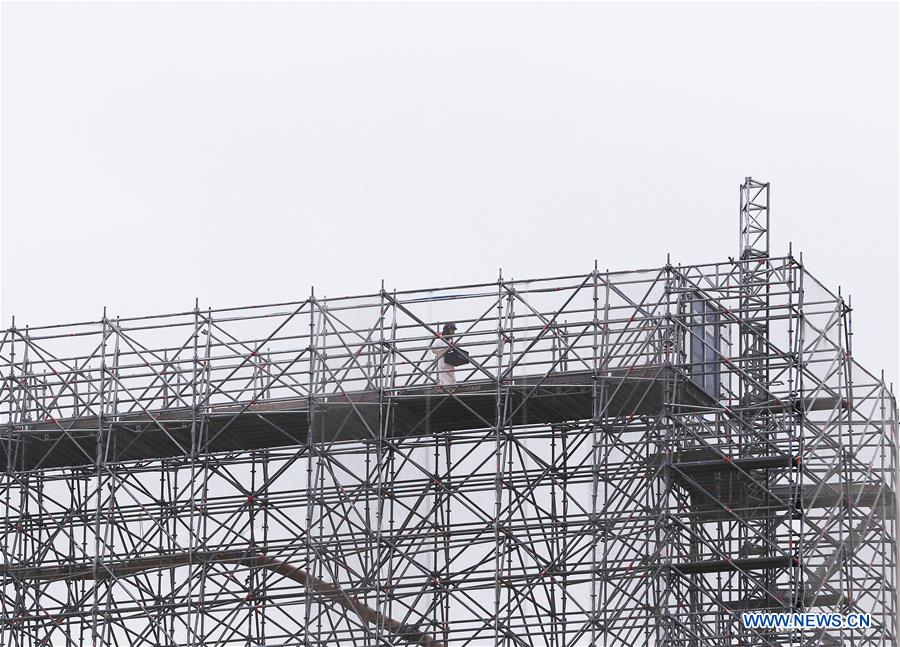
left=0, top=178, right=896, bottom=646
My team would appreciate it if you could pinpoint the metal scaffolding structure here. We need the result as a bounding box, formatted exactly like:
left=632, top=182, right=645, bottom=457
left=0, top=178, right=896, bottom=646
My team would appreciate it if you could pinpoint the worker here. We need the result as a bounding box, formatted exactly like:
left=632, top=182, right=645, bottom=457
left=432, top=322, right=458, bottom=386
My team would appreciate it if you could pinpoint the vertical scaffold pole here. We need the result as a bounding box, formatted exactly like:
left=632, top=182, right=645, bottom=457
left=739, top=177, right=781, bottom=625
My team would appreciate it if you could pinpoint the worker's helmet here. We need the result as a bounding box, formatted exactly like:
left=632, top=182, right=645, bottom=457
left=442, top=322, right=458, bottom=335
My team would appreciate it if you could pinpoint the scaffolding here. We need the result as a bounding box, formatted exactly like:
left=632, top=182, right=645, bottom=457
left=0, top=178, right=896, bottom=646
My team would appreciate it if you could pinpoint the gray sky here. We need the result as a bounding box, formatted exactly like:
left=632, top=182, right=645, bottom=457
left=2, top=1, right=897, bottom=382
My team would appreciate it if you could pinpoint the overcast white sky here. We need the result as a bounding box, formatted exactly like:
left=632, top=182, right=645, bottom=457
left=1, top=1, right=897, bottom=382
